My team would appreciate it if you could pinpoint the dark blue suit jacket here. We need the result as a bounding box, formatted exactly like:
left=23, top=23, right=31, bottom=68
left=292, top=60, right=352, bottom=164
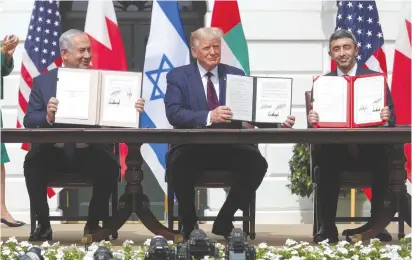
left=23, top=68, right=117, bottom=163
left=311, top=66, right=396, bottom=127
left=164, top=62, right=245, bottom=129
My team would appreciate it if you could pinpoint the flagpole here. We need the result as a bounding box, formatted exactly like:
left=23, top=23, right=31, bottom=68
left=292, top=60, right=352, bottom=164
left=164, top=194, right=168, bottom=224
left=350, top=189, right=356, bottom=224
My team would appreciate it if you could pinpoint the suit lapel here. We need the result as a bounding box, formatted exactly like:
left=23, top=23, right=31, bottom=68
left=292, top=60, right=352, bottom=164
left=218, top=64, right=226, bottom=106
left=187, top=63, right=208, bottom=110
left=50, top=69, right=58, bottom=98
left=355, top=66, right=368, bottom=75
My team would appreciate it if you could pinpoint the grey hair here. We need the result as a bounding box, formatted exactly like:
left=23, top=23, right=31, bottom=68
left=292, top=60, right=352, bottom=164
left=190, top=27, right=223, bottom=49
left=59, top=29, right=84, bottom=52
left=329, top=29, right=358, bottom=50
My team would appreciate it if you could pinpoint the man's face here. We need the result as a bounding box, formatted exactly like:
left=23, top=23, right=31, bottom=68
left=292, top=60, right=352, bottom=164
left=329, top=37, right=359, bottom=72
left=191, top=37, right=221, bottom=71
left=62, top=33, right=92, bottom=69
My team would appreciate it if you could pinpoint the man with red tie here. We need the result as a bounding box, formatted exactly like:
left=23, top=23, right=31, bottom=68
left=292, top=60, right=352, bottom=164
left=164, top=27, right=295, bottom=239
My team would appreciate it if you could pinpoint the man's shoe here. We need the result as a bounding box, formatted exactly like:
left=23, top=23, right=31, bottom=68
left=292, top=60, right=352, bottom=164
left=343, top=226, right=392, bottom=242
left=313, top=231, right=339, bottom=244
left=212, top=220, right=234, bottom=240
left=84, top=224, right=110, bottom=241
left=376, top=229, right=392, bottom=242
left=29, top=224, right=52, bottom=241
left=313, top=225, right=339, bottom=244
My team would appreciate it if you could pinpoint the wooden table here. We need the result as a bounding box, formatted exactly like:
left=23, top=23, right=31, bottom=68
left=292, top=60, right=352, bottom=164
left=2, top=127, right=411, bottom=243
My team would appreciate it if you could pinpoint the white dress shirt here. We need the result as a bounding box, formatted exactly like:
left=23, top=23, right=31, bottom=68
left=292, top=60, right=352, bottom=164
left=197, top=61, right=220, bottom=126
left=337, top=62, right=357, bottom=76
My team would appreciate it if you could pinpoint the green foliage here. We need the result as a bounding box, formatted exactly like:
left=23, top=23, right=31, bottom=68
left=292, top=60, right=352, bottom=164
left=287, top=143, right=313, bottom=198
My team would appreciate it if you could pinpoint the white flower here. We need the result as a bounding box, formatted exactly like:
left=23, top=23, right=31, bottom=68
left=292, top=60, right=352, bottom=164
left=337, top=247, right=349, bottom=255
left=41, top=241, right=51, bottom=248
left=19, top=241, right=31, bottom=248
left=55, top=251, right=64, bottom=259
left=370, top=238, right=381, bottom=244
left=360, top=246, right=375, bottom=255
left=144, top=239, right=151, bottom=246
left=83, top=251, right=95, bottom=260
left=6, top=237, right=18, bottom=244
left=122, top=240, right=134, bottom=246
left=87, top=244, right=99, bottom=252
left=355, top=241, right=363, bottom=247
left=215, top=243, right=225, bottom=250
left=285, top=239, right=297, bottom=247
left=338, top=240, right=350, bottom=247
left=318, top=238, right=330, bottom=247
left=258, top=242, right=268, bottom=249
left=2, top=247, right=11, bottom=256
left=289, top=256, right=303, bottom=260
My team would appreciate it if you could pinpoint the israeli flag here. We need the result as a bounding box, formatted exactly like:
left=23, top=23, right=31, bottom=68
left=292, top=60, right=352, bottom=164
left=140, top=0, right=190, bottom=195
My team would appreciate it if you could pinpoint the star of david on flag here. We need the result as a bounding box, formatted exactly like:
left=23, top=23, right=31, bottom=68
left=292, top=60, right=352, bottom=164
left=146, top=54, right=174, bottom=101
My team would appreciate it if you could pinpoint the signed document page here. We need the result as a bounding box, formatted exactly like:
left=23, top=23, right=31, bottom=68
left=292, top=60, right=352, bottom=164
left=99, top=71, right=142, bottom=127
left=226, top=74, right=254, bottom=121
left=55, top=68, right=95, bottom=124
left=313, top=76, right=348, bottom=124
left=353, top=75, right=385, bottom=125
left=254, top=77, right=292, bottom=123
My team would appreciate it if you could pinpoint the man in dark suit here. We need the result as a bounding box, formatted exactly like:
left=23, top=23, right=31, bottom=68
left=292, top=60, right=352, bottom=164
left=308, top=29, right=394, bottom=243
left=23, top=29, right=145, bottom=241
left=164, top=27, right=296, bottom=239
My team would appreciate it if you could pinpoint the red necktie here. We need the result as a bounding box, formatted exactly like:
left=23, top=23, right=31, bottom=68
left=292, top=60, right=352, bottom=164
left=206, top=72, right=219, bottom=110
left=344, top=73, right=358, bottom=158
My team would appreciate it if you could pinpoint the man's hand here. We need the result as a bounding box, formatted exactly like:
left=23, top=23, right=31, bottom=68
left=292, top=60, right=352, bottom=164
left=380, top=106, right=390, bottom=122
left=135, top=98, right=145, bottom=113
left=46, top=97, right=58, bottom=123
left=308, top=110, right=319, bottom=124
left=281, top=115, right=296, bottom=128
left=1, top=35, right=19, bottom=57
left=242, top=121, right=255, bottom=129
left=210, top=106, right=232, bottom=124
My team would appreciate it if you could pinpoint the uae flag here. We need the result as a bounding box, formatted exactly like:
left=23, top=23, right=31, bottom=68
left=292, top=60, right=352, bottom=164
left=85, top=0, right=129, bottom=177
left=211, top=0, right=250, bottom=75
left=390, top=1, right=412, bottom=187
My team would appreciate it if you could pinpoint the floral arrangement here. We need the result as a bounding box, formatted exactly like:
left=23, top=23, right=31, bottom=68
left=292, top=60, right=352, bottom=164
left=1, top=235, right=411, bottom=260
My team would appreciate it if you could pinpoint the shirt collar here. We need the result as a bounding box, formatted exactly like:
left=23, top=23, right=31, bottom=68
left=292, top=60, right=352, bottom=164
left=337, top=62, right=357, bottom=76
left=197, top=60, right=218, bottom=78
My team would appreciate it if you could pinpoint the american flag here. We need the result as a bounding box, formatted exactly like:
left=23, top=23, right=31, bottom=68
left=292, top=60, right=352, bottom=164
left=17, top=0, right=62, bottom=151
left=333, top=1, right=387, bottom=74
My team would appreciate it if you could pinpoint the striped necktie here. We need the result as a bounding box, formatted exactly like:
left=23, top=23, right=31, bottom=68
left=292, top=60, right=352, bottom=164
left=205, top=71, right=219, bottom=110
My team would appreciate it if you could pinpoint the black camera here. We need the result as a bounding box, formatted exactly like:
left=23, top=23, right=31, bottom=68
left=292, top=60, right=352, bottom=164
left=225, top=228, right=256, bottom=260
left=176, top=229, right=219, bottom=260
left=93, top=246, right=117, bottom=260
left=17, top=247, right=44, bottom=260
left=144, top=235, right=175, bottom=260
